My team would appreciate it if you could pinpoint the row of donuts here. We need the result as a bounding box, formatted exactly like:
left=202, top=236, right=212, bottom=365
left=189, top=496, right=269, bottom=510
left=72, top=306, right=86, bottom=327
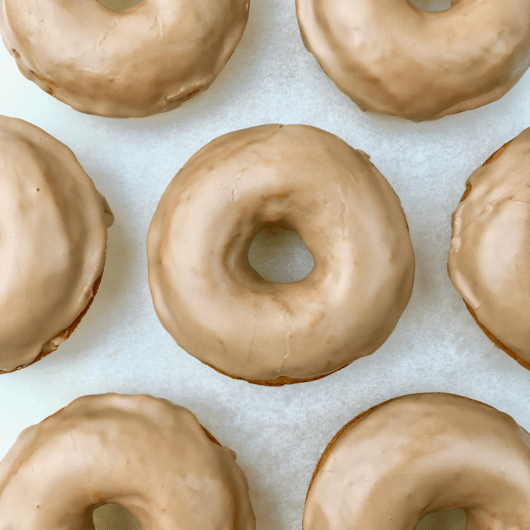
left=1, top=391, right=529, bottom=528
left=1, top=114, right=529, bottom=378
left=1, top=0, right=530, bottom=120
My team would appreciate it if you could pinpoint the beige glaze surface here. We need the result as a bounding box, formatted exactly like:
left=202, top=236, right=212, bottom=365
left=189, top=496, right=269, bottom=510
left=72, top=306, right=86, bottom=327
left=0, top=0, right=249, bottom=117
left=448, top=128, right=530, bottom=363
left=296, top=0, right=530, bottom=121
left=147, top=124, right=415, bottom=382
left=0, top=115, right=113, bottom=373
left=2, top=2, right=530, bottom=527
left=303, top=393, right=530, bottom=530
left=0, top=393, right=256, bottom=530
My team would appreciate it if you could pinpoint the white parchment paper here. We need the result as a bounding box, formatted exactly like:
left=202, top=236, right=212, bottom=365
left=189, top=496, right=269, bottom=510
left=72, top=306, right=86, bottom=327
left=1, top=0, right=530, bottom=528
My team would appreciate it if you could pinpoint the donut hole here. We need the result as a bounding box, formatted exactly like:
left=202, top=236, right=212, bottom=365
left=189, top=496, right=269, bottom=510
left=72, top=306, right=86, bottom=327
left=247, top=222, right=314, bottom=283
left=408, top=0, right=452, bottom=12
left=98, top=0, right=142, bottom=12
left=93, top=503, right=139, bottom=530
left=416, top=508, right=467, bottom=530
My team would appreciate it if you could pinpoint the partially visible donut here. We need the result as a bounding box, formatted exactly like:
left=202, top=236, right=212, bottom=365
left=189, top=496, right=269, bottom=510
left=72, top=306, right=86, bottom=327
left=304, top=393, right=530, bottom=530
left=0, top=0, right=249, bottom=117
left=0, top=393, right=256, bottom=529
left=147, top=124, right=415, bottom=385
left=448, top=128, right=530, bottom=370
left=296, top=0, right=530, bottom=120
left=0, top=115, right=113, bottom=373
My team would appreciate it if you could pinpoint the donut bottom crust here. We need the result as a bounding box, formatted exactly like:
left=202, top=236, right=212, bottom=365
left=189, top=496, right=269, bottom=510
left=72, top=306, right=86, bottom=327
left=463, top=300, right=530, bottom=371
left=202, top=360, right=349, bottom=386
left=0, top=269, right=104, bottom=375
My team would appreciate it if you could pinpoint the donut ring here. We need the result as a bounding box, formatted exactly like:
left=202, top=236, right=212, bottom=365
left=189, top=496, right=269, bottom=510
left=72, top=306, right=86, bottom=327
left=304, top=393, right=530, bottom=530
left=448, top=129, right=530, bottom=370
left=296, top=0, right=530, bottom=121
left=147, top=124, right=414, bottom=385
left=0, top=394, right=256, bottom=529
left=0, top=0, right=249, bottom=117
left=0, top=115, right=113, bottom=374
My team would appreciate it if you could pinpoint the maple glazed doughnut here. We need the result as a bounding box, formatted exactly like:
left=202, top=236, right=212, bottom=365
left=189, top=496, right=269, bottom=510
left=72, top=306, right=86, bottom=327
left=0, top=0, right=249, bottom=117
left=147, top=124, right=415, bottom=385
left=304, top=393, right=530, bottom=530
left=0, top=115, right=113, bottom=374
left=296, top=0, right=530, bottom=121
left=0, top=393, right=256, bottom=529
left=448, top=129, right=530, bottom=370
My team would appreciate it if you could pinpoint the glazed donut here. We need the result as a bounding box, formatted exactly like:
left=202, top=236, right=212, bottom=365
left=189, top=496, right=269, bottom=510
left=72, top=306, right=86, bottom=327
left=296, top=0, right=530, bottom=121
left=0, top=0, right=249, bottom=117
left=0, top=115, right=113, bottom=373
left=304, top=393, right=530, bottom=530
left=0, top=393, right=256, bottom=529
left=147, top=124, right=415, bottom=385
left=448, top=128, right=530, bottom=370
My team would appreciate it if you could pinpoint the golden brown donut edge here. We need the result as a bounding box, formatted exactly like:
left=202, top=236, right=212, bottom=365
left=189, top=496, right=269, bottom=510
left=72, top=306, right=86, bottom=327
left=0, top=269, right=105, bottom=375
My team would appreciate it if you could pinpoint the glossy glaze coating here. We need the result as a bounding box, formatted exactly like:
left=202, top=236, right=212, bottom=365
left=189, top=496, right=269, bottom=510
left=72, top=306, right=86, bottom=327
left=0, top=0, right=249, bottom=117
left=296, top=0, right=530, bottom=121
left=448, top=128, right=530, bottom=365
left=147, top=124, right=414, bottom=383
left=304, top=393, right=530, bottom=530
left=0, top=393, right=256, bottom=530
left=0, top=115, right=113, bottom=373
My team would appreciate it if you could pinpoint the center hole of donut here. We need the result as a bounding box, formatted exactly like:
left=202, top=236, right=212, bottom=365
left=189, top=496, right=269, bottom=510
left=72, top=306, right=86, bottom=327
left=98, top=0, right=142, bottom=12
left=408, top=0, right=452, bottom=12
left=247, top=222, right=314, bottom=283
left=416, top=508, right=467, bottom=530
left=93, top=503, right=139, bottom=530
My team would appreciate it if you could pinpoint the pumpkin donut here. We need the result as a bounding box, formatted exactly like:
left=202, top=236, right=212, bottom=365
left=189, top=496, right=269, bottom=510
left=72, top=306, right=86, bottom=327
left=0, top=393, right=256, bottom=529
left=304, top=393, right=530, bottom=530
left=0, top=0, right=249, bottom=117
left=448, top=128, right=530, bottom=370
left=0, top=115, right=113, bottom=373
left=147, top=124, right=415, bottom=385
left=296, top=0, right=530, bottom=120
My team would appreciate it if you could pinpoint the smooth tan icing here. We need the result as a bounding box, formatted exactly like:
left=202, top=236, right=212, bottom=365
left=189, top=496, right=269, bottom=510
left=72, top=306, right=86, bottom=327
left=449, top=128, right=530, bottom=363
left=0, top=115, right=113, bottom=373
left=147, top=124, right=415, bottom=382
left=304, top=393, right=530, bottom=530
left=0, top=0, right=249, bottom=117
left=296, top=0, right=530, bottom=121
left=0, top=393, right=256, bottom=530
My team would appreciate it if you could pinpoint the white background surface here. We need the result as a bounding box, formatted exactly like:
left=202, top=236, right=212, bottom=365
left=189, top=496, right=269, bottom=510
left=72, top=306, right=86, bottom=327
left=1, top=0, right=530, bottom=528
